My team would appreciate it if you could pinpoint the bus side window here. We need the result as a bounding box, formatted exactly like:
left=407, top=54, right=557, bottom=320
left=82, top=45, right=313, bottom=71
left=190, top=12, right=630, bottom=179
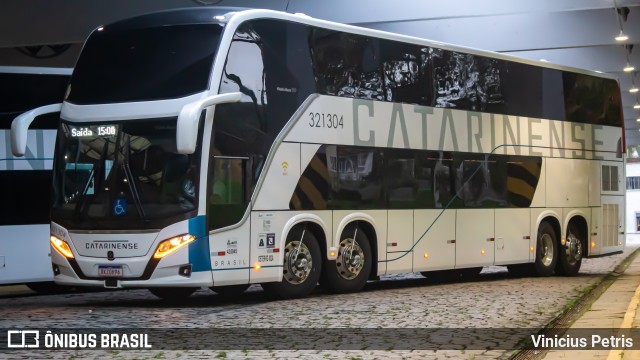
left=211, top=157, right=244, bottom=204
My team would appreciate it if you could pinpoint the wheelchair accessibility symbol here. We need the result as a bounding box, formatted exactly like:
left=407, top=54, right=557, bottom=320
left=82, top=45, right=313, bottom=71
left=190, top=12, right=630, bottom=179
left=114, top=198, right=126, bottom=216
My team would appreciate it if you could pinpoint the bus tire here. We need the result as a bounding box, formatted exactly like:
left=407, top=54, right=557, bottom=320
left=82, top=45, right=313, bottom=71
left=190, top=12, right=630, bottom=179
left=533, top=222, right=557, bottom=277
left=149, top=287, right=197, bottom=300
left=556, top=223, right=583, bottom=276
left=262, top=228, right=321, bottom=299
left=321, top=226, right=372, bottom=294
left=210, top=284, right=250, bottom=297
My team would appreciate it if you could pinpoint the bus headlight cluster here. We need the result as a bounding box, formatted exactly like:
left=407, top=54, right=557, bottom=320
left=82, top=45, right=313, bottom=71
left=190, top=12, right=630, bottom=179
left=50, top=235, right=74, bottom=259
left=153, top=234, right=196, bottom=259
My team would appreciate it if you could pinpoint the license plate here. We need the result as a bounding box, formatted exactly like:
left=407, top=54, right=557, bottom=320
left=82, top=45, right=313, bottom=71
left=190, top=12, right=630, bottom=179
left=98, top=265, right=123, bottom=277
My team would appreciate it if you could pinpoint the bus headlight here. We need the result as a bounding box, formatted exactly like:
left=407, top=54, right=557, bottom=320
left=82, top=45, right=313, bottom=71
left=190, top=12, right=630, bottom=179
left=50, top=235, right=74, bottom=259
left=154, top=234, right=196, bottom=259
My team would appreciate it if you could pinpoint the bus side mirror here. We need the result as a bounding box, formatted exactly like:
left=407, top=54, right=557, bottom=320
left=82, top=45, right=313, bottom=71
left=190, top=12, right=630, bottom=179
left=11, top=103, right=62, bottom=156
left=176, top=92, right=242, bottom=154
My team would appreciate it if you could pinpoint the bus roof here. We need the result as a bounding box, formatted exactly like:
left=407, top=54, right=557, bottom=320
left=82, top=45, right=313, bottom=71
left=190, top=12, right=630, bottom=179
left=225, top=8, right=618, bottom=82
left=96, top=7, right=617, bottom=82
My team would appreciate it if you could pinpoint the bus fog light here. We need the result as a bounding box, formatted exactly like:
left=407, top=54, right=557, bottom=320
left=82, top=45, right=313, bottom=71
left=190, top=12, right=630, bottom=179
left=154, top=234, right=195, bottom=259
left=50, top=235, right=74, bottom=259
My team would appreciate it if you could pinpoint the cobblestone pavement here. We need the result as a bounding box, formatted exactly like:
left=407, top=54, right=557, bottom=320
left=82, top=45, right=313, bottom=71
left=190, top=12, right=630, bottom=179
left=1, top=242, right=638, bottom=360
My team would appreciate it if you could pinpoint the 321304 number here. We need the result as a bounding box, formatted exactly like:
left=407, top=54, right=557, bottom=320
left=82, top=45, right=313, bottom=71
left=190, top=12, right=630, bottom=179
left=308, top=112, right=344, bottom=129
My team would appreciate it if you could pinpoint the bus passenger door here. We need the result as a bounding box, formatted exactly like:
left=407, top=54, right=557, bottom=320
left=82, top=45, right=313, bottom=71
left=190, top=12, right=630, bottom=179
left=455, top=209, right=495, bottom=268
left=413, top=210, right=456, bottom=272
left=494, top=209, right=530, bottom=265
left=208, top=156, right=251, bottom=286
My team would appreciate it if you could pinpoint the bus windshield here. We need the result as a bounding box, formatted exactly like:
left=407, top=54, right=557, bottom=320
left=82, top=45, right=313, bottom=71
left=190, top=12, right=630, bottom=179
left=51, top=118, right=200, bottom=230
left=66, top=23, right=222, bottom=104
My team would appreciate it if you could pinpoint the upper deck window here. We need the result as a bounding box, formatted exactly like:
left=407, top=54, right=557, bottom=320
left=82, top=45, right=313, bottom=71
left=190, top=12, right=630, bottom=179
left=67, top=24, right=221, bottom=104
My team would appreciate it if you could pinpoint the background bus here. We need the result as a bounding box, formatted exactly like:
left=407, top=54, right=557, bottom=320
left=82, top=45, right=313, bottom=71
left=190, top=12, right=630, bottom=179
left=0, top=66, right=71, bottom=292
left=10, top=8, right=625, bottom=300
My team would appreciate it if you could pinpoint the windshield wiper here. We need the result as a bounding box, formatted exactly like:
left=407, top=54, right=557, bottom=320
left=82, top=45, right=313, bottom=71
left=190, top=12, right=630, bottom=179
left=75, top=139, right=109, bottom=216
left=122, top=138, right=146, bottom=219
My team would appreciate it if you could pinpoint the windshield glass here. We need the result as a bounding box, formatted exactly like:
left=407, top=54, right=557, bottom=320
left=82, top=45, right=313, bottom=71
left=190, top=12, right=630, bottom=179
left=52, top=118, right=201, bottom=230
left=67, top=24, right=221, bottom=104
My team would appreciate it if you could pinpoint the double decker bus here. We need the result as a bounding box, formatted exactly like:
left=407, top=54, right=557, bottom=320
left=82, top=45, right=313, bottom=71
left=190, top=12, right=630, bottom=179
left=11, top=8, right=625, bottom=300
left=1, top=66, right=71, bottom=292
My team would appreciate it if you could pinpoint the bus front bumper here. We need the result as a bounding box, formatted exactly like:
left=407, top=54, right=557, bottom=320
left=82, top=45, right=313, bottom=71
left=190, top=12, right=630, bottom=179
left=50, top=244, right=213, bottom=288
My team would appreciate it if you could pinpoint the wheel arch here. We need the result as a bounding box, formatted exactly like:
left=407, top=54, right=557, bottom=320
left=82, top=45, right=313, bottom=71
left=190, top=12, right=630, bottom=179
left=281, top=214, right=329, bottom=259
left=536, top=212, right=561, bottom=242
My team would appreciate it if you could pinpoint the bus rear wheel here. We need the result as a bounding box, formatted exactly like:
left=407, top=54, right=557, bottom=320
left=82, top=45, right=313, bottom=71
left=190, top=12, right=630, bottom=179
left=556, top=223, right=583, bottom=276
left=262, top=228, right=321, bottom=299
left=149, top=287, right=197, bottom=301
left=321, top=226, right=372, bottom=293
left=533, top=222, right=557, bottom=277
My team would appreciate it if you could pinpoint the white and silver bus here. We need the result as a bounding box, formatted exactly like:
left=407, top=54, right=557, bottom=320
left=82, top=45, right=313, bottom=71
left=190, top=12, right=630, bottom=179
left=1, top=66, right=71, bottom=292
left=11, top=8, right=625, bottom=300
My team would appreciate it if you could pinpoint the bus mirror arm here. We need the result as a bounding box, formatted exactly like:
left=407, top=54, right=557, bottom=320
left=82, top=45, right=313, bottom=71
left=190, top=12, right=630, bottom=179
left=11, top=103, right=62, bottom=157
left=176, top=92, right=243, bottom=154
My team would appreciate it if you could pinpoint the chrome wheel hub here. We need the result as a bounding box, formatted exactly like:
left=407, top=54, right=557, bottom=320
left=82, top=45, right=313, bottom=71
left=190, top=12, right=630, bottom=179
left=336, top=238, right=365, bottom=280
left=540, top=233, right=555, bottom=267
left=564, top=232, right=582, bottom=265
left=283, top=241, right=312, bottom=285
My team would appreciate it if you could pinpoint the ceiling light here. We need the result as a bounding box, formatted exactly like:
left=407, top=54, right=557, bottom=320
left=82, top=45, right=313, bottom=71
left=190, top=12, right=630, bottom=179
left=635, top=104, right=640, bottom=109
left=540, top=59, right=549, bottom=62
left=615, top=31, right=629, bottom=41
left=637, top=118, right=640, bottom=122
left=624, top=64, right=636, bottom=72
left=631, top=87, right=640, bottom=93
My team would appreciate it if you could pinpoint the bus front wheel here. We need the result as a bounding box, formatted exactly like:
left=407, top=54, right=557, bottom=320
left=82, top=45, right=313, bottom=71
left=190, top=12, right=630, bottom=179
left=533, top=222, right=557, bottom=277
left=321, top=226, right=372, bottom=293
left=556, top=223, right=583, bottom=276
left=262, top=228, right=321, bottom=299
